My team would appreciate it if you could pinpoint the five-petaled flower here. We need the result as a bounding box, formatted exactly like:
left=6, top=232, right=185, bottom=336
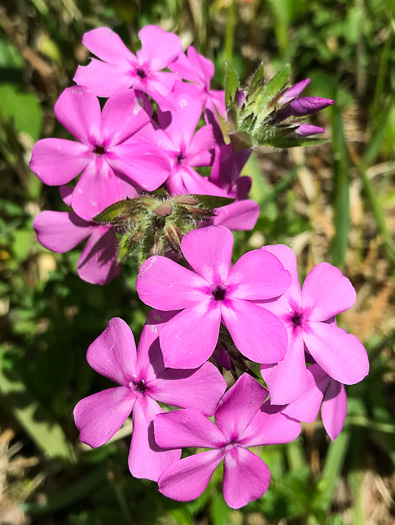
left=136, top=225, right=292, bottom=369
left=74, top=315, right=226, bottom=481
left=155, top=373, right=301, bottom=508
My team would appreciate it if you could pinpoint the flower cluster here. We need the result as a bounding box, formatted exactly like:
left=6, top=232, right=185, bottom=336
left=30, top=24, right=368, bottom=509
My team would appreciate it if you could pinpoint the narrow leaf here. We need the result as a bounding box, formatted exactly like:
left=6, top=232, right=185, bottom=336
left=224, top=61, right=240, bottom=108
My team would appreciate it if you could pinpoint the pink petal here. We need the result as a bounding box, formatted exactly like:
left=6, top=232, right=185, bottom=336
left=215, top=374, right=268, bottom=441
left=213, top=200, right=260, bottom=231
left=139, top=71, right=179, bottom=105
left=160, top=92, right=204, bottom=148
left=107, top=143, right=169, bottom=191
left=223, top=447, right=271, bottom=509
left=74, top=387, right=136, bottom=447
left=54, top=86, right=102, bottom=146
left=82, top=27, right=135, bottom=65
left=181, top=225, right=234, bottom=284
left=261, top=244, right=302, bottom=306
left=33, top=211, right=92, bottom=253
left=159, top=301, right=222, bottom=369
left=137, top=25, right=182, bottom=71
left=240, top=403, right=301, bottom=447
left=187, top=125, right=216, bottom=166
left=86, top=317, right=137, bottom=385
left=136, top=256, right=209, bottom=310
left=303, top=322, right=369, bottom=384
left=59, top=185, right=73, bottom=206
left=129, top=396, right=180, bottom=481
left=302, top=263, right=356, bottom=321
left=30, top=138, right=91, bottom=185
left=221, top=299, right=288, bottom=364
left=134, top=324, right=166, bottom=384
left=74, top=60, right=133, bottom=98
left=71, top=158, right=136, bottom=221
left=321, top=381, right=347, bottom=441
left=206, top=89, right=226, bottom=118
left=279, top=78, right=310, bottom=104
left=168, top=49, right=202, bottom=84
left=282, top=364, right=329, bottom=423
left=101, top=90, right=152, bottom=147
left=227, top=249, right=291, bottom=301
left=166, top=165, right=228, bottom=196
left=261, top=331, right=307, bottom=405
left=77, top=227, right=120, bottom=285
left=155, top=409, right=226, bottom=449
left=158, top=450, right=225, bottom=502
left=150, top=362, right=227, bottom=416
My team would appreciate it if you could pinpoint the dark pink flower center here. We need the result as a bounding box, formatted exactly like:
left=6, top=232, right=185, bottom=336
left=134, top=380, right=147, bottom=394
left=291, top=312, right=303, bottom=326
left=136, top=68, right=147, bottom=79
left=94, top=145, right=106, bottom=156
left=213, top=285, right=226, bottom=301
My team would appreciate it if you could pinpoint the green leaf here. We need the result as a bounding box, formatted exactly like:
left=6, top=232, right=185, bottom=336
left=0, top=83, right=42, bottom=141
left=189, top=195, right=235, bottom=209
left=117, top=230, right=142, bottom=262
left=94, top=197, right=153, bottom=223
left=224, top=61, right=239, bottom=108
left=330, top=104, right=350, bottom=268
left=0, top=358, right=75, bottom=461
left=20, top=466, right=107, bottom=514
left=253, top=63, right=290, bottom=115
left=249, top=62, right=265, bottom=89
left=259, top=137, right=330, bottom=149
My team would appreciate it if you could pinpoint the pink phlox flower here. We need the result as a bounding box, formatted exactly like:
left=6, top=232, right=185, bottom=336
left=73, top=25, right=182, bottom=109
left=154, top=373, right=301, bottom=508
left=169, top=46, right=226, bottom=118
left=33, top=209, right=120, bottom=285
left=131, top=91, right=225, bottom=196
left=259, top=245, right=369, bottom=406
left=136, top=225, right=292, bottom=369
left=281, top=363, right=347, bottom=441
left=73, top=315, right=227, bottom=481
left=30, top=86, right=170, bottom=221
left=209, top=144, right=260, bottom=231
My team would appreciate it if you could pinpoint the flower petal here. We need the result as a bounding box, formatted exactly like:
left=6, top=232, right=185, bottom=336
left=160, top=92, right=204, bottom=147
left=86, top=317, right=137, bottom=385
left=261, top=330, right=307, bottom=405
left=282, top=364, right=329, bottom=423
left=129, top=396, right=180, bottom=481
left=181, top=225, right=234, bottom=284
left=150, top=362, right=227, bottom=416
left=223, top=447, right=271, bottom=509
left=107, top=143, right=169, bottom=191
left=30, top=138, right=91, bottom=185
left=101, top=91, right=152, bottom=147
left=158, top=450, right=225, bottom=502
left=54, top=86, right=102, bottom=146
left=155, top=409, right=226, bottom=449
left=213, top=200, right=260, bottom=232
left=215, top=374, right=268, bottom=441
left=71, top=158, right=137, bottom=221
left=77, top=227, right=120, bottom=285
left=302, top=263, right=356, bottom=321
left=240, top=403, right=301, bottom=447
left=74, top=60, right=133, bottom=98
left=136, top=255, right=209, bottom=311
left=303, top=322, right=369, bottom=384
left=260, top=244, right=302, bottom=305
left=82, top=27, right=135, bottom=65
left=187, top=125, right=216, bottom=166
left=227, top=249, right=291, bottom=301
left=74, top=387, right=136, bottom=447
left=159, top=301, right=222, bottom=369
left=137, top=25, right=182, bottom=71
left=33, top=211, right=92, bottom=253
left=322, top=381, right=347, bottom=441
left=221, top=299, right=288, bottom=364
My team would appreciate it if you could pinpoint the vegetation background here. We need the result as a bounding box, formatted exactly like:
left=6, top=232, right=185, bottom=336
left=0, top=0, right=394, bottom=523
